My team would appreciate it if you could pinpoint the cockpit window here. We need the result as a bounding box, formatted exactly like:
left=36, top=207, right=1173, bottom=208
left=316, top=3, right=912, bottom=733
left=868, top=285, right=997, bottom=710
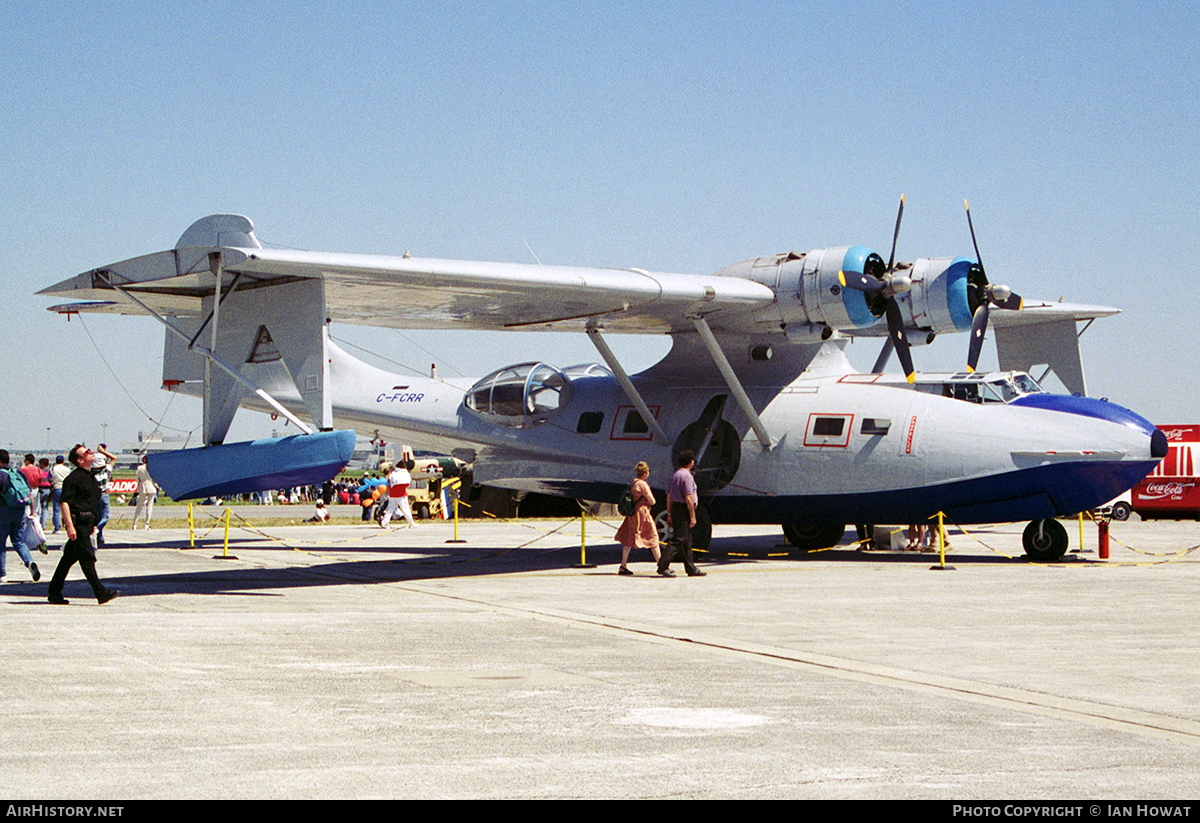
left=1012, top=373, right=1043, bottom=394
left=917, top=371, right=1045, bottom=405
left=979, top=382, right=1008, bottom=403
left=465, top=362, right=571, bottom=426
left=988, top=380, right=1019, bottom=402
left=944, top=383, right=982, bottom=403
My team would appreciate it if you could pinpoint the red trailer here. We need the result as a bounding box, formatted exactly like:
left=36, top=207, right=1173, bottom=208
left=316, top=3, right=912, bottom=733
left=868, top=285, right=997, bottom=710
left=1132, top=425, right=1200, bottom=520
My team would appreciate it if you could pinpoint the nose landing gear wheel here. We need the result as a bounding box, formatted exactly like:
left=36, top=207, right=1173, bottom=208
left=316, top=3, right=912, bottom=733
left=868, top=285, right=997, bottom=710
left=1022, top=518, right=1068, bottom=562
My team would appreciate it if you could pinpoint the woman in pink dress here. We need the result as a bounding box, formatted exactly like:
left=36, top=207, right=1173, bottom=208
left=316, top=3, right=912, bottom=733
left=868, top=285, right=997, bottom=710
left=615, top=461, right=662, bottom=575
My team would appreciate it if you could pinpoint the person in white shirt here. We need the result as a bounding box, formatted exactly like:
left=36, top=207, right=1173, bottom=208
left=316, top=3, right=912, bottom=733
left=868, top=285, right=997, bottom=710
left=134, top=456, right=157, bottom=529
left=50, top=456, right=71, bottom=533
left=380, top=460, right=415, bottom=529
left=306, top=500, right=331, bottom=523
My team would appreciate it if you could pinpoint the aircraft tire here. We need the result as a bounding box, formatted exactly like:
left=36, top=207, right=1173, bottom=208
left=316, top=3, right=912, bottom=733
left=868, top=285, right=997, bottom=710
left=782, top=522, right=846, bottom=551
left=1022, top=518, right=1068, bottom=562
left=1110, top=501, right=1132, bottom=522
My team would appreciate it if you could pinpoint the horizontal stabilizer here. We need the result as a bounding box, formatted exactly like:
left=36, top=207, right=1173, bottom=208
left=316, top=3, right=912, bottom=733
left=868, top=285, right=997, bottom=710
left=147, top=430, right=356, bottom=501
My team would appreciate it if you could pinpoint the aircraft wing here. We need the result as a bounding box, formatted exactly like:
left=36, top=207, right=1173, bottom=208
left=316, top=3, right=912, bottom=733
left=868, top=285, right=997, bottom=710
left=40, top=245, right=777, bottom=335
left=38, top=214, right=1122, bottom=345
left=247, top=248, right=776, bottom=332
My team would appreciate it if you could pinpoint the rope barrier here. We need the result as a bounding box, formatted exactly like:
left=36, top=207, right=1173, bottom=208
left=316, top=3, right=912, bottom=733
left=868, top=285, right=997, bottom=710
left=183, top=505, right=603, bottom=565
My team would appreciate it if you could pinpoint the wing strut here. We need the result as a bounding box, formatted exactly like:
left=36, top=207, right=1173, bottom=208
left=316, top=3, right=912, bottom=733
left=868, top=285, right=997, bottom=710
left=204, top=252, right=225, bottom=444
left=585, top=328, right=670, bottom=447
left=95, top=261, right=314, bottom=437
left=690, top=317, right=774, bottom=449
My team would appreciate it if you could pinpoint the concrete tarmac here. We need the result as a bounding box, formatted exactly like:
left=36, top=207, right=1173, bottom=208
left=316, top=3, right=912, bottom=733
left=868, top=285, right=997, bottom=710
left=3, top=515, right=1199, bottom=799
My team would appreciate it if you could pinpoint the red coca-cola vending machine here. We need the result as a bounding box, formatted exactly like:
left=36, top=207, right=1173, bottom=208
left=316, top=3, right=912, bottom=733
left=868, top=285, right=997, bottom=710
left=1132, top=425, right=1200, bottom=520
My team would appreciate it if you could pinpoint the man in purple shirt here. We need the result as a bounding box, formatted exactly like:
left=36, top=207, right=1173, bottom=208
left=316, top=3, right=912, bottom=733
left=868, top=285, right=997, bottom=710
left=657, top=449, right=706, bottom=577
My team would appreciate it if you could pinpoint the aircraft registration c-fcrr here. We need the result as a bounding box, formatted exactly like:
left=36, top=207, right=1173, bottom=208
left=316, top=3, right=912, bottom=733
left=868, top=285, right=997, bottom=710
left=39, top=207, right=1167, bottom=562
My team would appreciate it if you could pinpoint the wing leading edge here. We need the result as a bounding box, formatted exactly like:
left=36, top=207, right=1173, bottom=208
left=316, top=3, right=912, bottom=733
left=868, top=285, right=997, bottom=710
left=39, top=214, right=776, bottom=335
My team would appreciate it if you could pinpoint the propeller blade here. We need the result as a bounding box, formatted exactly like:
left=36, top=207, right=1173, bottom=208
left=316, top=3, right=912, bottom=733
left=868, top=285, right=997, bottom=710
left=967, top=302, right=991, bottom=372
left=965, top=199, right=986, bottom=281
left=842, top=196, right=905, bottom=297
left=963, top=200, right=1022, bottom=371
left=886, top=195, right=905, bottom=274
left=838, top=269, right=886, bottom=292
left=996, top=292, right=1023, bottom=311
left=885, top=298, right=915, bottom=383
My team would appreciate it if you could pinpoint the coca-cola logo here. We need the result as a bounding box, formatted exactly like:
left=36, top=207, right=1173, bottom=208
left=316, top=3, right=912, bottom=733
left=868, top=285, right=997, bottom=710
left=1140, top=481, right=1196, bottom=500
left=1159, top=427, right=1198, bottom=442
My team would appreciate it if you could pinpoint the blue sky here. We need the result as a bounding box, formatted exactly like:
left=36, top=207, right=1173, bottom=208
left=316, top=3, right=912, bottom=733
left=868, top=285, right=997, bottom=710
left=4, top=1, right=1197, bottom=452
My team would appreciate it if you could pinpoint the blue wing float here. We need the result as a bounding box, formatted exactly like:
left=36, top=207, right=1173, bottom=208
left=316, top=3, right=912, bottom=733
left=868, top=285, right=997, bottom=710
left=147, top=430, right=356, bottom=502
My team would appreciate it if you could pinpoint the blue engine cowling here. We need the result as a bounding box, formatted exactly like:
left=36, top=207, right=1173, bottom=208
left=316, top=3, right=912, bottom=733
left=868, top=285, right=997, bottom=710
left=903, top=256, right=977, bottom=333
left=723, top=246, right=888, bottom=334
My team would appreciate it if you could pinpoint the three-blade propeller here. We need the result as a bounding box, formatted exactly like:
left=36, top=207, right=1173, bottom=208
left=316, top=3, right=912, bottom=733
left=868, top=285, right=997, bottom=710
left=839, top=195, right=916, bottom=382
left=964, top=200, right=1023, bottom=372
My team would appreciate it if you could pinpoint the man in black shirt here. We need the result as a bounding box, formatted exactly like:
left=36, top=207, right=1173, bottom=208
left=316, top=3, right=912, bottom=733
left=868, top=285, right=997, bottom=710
left=48, top=444, right=118, bottom=605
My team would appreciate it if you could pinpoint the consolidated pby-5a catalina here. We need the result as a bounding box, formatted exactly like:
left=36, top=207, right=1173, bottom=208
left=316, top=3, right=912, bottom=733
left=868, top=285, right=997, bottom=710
left=40, top=202, right=1167, bottom=561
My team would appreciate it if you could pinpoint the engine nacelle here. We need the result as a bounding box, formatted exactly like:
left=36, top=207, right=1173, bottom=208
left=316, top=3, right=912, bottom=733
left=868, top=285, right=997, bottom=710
left=722, top=246, right=887, bottom=336
left=721, top=249, right=985, bottom=339
left=903, top=256, right=977, bottom=334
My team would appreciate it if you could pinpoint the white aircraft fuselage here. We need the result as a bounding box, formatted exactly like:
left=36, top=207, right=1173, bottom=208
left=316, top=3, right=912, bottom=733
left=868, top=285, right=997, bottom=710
left=238, top=336, right=1163, bottom=530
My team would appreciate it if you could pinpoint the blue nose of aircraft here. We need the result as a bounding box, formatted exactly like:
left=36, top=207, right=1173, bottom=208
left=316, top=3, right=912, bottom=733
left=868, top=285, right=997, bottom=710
left=1010, top=394, right=1167, bottom=458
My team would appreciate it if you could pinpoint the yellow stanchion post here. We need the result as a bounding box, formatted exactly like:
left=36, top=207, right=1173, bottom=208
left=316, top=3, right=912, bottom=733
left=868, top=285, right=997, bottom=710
left=212, top=506, right=238, bottom=560
left=188, top=502, right=194, bottom=548
left=930, top=511, right=955, bottom=571
left=572, top=507, right=596, bottom=569
left=1078, top=512, right=1085, bottom=554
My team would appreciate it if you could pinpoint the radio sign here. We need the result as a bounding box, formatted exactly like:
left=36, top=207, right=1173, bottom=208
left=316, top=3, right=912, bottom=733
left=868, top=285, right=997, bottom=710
left=109, top=478, right=138, bottom=495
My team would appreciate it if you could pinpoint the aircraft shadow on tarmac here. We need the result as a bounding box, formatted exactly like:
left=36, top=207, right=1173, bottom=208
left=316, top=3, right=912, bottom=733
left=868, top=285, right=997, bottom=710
left=3, top=528, right=1036, bottom=602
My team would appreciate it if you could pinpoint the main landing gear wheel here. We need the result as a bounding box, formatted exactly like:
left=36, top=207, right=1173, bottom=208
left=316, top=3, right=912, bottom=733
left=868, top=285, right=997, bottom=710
left=654, top=506, right=713, bottom=553
left=1022, top=519, right=1068, bottom=562
left=1110, top=501, right=1132, bottom=522
left=782, top=522, right=846, bottom=552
